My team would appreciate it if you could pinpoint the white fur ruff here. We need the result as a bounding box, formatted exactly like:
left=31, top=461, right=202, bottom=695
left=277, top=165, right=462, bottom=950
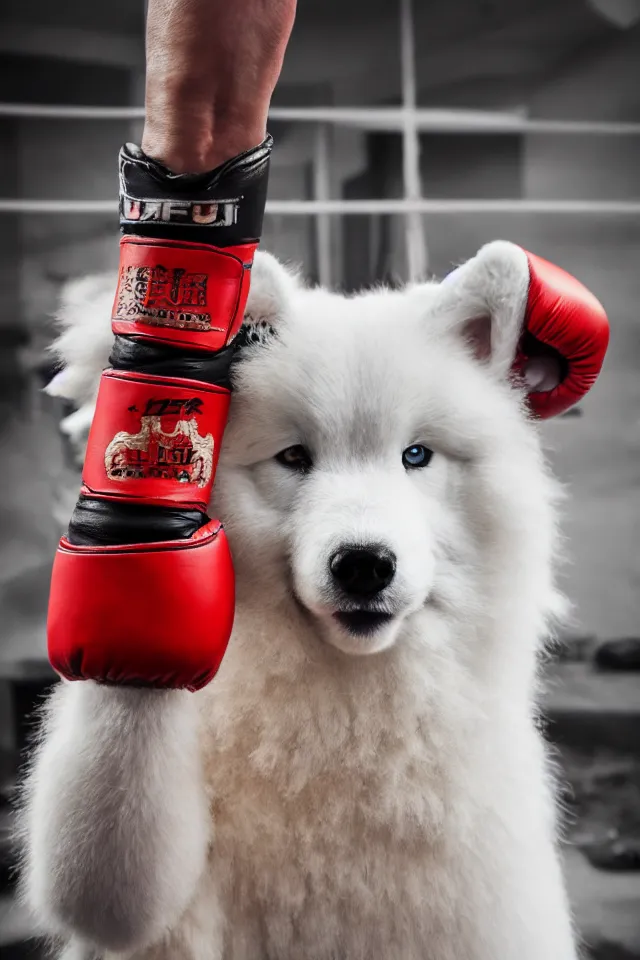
left=20, top=243, right=578, bottom=960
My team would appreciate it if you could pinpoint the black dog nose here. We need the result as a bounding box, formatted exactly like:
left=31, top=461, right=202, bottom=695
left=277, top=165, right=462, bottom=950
left=329, top=546, right=396, bottom=598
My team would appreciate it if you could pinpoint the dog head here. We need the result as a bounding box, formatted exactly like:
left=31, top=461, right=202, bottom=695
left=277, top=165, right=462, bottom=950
left=48, top=244, right=562, bottom=658
left=214, top=244, right=562, bottom=656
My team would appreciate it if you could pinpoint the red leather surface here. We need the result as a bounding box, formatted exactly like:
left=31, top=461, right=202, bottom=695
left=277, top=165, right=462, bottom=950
left=48, top=519, right=234, bottom=690
left=83, top=370, right=230, bottom=508
left=522, top=251, right=610, bottom=418
left=111, top=236, right=256, bottom=351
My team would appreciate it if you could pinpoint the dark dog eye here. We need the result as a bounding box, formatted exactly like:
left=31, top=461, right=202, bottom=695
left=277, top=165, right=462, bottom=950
left=275, top=444, right=313, bottom=472
left=402, top=444, right=433, bottom=469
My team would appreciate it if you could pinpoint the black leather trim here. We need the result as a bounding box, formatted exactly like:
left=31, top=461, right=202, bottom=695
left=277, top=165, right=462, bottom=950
left=119, top=137, right=272, bottom=247
left=109, top=335, right=235, bottom=389
left=67, top=496, right=209, bottom=546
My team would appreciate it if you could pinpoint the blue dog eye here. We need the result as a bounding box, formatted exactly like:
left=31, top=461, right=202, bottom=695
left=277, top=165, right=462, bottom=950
left=402, top=444, right=433, bottom=469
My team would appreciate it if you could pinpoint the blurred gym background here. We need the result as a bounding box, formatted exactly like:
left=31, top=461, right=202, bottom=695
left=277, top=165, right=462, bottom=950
left=1, top=0, right=639, bottom=956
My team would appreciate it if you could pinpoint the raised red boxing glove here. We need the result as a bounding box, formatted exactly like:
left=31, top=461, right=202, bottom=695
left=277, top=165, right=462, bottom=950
left=47, top=139, right=272, bottom=689
left=519, top=250, right=609, bottom=418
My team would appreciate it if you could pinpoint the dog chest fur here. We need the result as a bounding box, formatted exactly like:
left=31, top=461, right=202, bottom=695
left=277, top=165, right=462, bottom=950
left=124, top=603, right=571, bottom=960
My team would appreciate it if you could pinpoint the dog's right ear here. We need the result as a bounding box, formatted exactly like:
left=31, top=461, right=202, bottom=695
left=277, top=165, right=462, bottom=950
left=45, top=273, right=117, bottom=406
left=236, top=252, right=300, bottom=348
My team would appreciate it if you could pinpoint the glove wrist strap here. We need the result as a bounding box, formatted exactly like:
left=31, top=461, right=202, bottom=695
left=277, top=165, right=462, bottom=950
left=83, top=369, right=230, bottom=511
left=112, top=237, right=256, bottom=352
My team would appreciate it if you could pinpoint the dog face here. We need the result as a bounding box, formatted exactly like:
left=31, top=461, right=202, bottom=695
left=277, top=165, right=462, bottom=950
left=214, top=246, right=559, bottom=656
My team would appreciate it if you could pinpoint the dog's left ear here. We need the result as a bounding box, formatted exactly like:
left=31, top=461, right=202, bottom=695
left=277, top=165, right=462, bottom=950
left=236, top=251, right=300, bottom=348
left=433, top=241, right=539, bottom=383
left=424, top=239, right=609, bottom=417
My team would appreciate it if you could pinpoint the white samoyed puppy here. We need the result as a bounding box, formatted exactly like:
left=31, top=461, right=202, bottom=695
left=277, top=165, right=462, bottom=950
left=21, top=242, right=578, bottom=960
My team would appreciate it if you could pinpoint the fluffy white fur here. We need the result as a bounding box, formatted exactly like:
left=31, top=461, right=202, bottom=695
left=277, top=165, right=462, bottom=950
left=21, top=241, right=578, bottom=960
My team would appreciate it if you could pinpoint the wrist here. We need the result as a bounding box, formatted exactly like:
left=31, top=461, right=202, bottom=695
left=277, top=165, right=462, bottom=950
left=141, top=90, right=267, bottom=173
left=141, top=122, right=267, bottom=175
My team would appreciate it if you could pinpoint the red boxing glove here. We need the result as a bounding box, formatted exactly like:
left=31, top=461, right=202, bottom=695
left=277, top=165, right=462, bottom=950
left=519, top=251, right=609, bottom=419
left=49, top=522, right=234, bottom=691
left=47, top=139, right=272, bottom=690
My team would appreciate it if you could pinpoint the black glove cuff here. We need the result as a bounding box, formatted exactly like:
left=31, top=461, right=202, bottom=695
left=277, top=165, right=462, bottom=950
left=119, top=136, right=273, bottom=247
left=67, top=496, right=208, bottom=546
left=109, top=335, right=235, bottom=390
